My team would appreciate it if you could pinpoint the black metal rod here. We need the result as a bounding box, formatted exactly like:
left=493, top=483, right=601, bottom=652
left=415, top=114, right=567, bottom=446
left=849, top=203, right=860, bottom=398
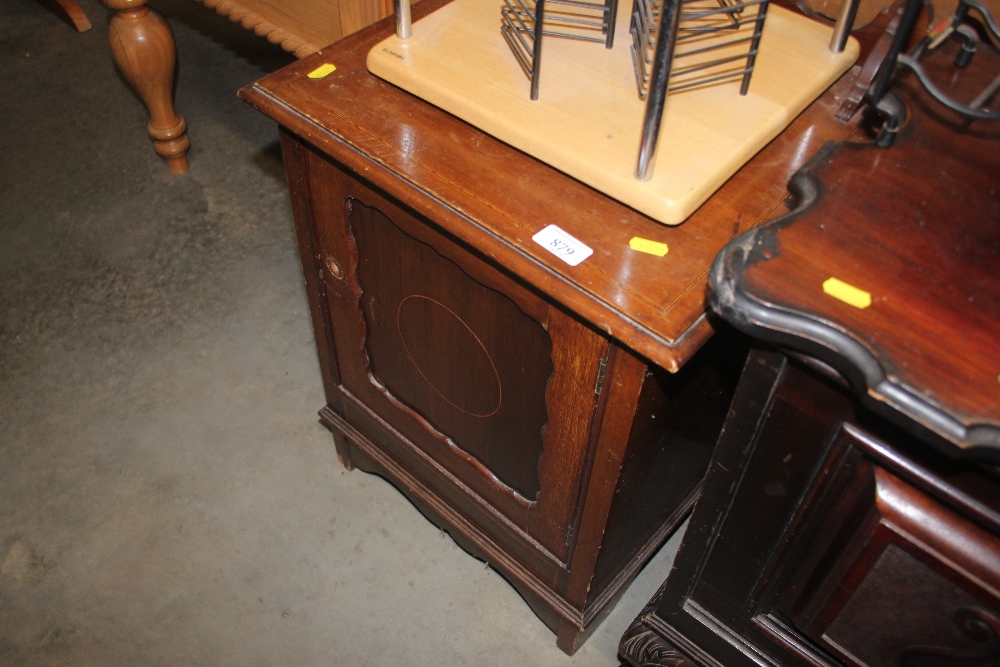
left=672, top=50, right=756, bottom=75
left=740, top=1, right=766, bottom=93
left=868, top=0, right=924, bottom=105
left=830, top=0, right=861, bottom=52
left=530, top=0, right=546, bottom=100
left=605, top=0, right=619, bottom=47
left=668, top=68, right=749, bottom=92
left=636, top=0, right=683, bottom=180
left=394, top=0, right=411, bottom=38
left=676, top=33, right=754, bottom=58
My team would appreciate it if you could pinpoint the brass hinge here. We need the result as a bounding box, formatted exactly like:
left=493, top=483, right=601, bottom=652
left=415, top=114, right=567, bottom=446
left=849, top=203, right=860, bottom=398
left=594, top=355, right=609, bottom=396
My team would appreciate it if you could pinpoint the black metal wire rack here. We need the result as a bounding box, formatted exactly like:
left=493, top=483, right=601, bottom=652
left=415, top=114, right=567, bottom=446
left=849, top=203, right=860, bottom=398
left=629, top=0, right=768, bottom=99
left=864, top=0, right=1000, bottom=147
left=501, top=0, right=619, bottom=99
left=630, top=0, right=770, bottom=179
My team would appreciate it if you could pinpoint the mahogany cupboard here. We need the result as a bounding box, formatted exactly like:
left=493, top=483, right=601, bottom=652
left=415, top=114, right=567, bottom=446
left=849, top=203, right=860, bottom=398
left=237, top=0, right=877, bottom=652
left=273, top=143, right=746, bottom=652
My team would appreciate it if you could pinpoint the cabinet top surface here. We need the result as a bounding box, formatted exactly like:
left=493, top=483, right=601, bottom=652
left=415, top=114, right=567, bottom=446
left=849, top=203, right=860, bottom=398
left=710, top=37, right=1000, bottom=458
left=239, top=0, right=866, bottom=371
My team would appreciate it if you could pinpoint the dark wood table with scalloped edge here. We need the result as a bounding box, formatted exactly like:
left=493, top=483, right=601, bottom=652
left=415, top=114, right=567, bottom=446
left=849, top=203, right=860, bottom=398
left=619, top=27, right=999, bottom=667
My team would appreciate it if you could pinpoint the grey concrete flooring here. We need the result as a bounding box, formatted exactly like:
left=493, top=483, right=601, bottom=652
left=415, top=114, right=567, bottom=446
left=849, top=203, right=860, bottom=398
left=0, top=1, right=683, bottom=663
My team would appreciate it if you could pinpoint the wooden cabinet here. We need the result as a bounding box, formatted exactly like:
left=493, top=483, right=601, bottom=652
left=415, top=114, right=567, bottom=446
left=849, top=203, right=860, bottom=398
left=239, top=0, right=872, bottom=651
left=620, top=349, right=1000, bottom=667
left=620, top=25, right=1000, bottom=667
left=278, top=133, right=746, bottom=652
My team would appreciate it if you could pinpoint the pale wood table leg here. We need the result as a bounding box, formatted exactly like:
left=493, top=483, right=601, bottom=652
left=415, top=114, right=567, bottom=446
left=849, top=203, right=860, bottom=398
left=34, top=0, right=93, bottom=31
left=103, top=0, right=190, bottom=174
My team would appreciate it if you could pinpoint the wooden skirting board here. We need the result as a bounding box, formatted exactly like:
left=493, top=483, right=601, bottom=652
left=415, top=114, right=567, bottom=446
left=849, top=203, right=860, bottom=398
left=367, top=0, right=858, bottom=225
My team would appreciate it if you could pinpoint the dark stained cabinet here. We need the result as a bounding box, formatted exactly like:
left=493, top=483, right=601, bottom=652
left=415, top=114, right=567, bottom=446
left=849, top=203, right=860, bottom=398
left=277, top=134, right=746, bottom=652
left=620, top=349, right=1000, bottom=667
left=620, top=25, right=1000, bottom=667
left=239, top=0, right=872, bottom=651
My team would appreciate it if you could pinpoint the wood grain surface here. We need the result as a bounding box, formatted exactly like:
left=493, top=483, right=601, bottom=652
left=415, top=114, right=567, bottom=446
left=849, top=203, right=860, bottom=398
left=365, top=0, right=858, bottom=225
left=711, top=33, right=1000, bottom=456
left=197, top=0, right=392, bottom=56
left=239, top=0, right=878, bottom=372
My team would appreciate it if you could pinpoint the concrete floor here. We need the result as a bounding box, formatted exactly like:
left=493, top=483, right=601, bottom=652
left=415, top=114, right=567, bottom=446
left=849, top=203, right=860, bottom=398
left=0, top=1, right=684, bottom=664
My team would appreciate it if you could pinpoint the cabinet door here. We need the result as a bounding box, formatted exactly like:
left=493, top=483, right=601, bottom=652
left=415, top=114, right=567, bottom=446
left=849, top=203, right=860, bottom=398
left=301, top=148, right=609, bottom=575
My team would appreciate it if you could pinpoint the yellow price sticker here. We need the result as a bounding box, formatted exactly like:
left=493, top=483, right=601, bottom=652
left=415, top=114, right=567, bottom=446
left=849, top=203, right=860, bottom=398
left=822, top=277, right=872, bottom=309
left=629, top=237, right=669, bottom=257
left=307, top=63, right=337, bottom=79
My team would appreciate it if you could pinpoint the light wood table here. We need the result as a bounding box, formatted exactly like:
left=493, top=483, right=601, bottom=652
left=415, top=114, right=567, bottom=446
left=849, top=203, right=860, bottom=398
left=101, top=0, right=392, bottom=173
left=35, top=0, right=93, bottom=31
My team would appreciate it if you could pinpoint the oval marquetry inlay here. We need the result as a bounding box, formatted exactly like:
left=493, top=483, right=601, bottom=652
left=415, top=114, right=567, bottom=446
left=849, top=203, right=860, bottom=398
left=396, top=295, right=502, bottom=418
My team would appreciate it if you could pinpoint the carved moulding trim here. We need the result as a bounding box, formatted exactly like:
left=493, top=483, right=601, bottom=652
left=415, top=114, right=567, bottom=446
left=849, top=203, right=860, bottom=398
left=345, top=197, right=547, bottom=508
left=318, top=405, right=590, bottom=622
left=365, top=366, right=541, bottom=507
left=631, top=606, right=735, bottom=667
left=322, top=393, right=563, bottom=569
left=194, top=0, right=319, bottom=58
left=620, top=623, right=698, bottom=667
left=753, top=613, right=846, bottom=667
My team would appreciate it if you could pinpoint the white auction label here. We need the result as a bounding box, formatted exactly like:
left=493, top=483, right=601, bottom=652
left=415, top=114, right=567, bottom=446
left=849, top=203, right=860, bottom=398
left=532, top=224, right=593, bottom=267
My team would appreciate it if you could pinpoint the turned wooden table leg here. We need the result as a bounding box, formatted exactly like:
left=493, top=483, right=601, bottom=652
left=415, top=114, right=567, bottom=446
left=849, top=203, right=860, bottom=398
left=35, top=0, right=93, bottom=31
left=103, top=0, right=190, bottom=174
